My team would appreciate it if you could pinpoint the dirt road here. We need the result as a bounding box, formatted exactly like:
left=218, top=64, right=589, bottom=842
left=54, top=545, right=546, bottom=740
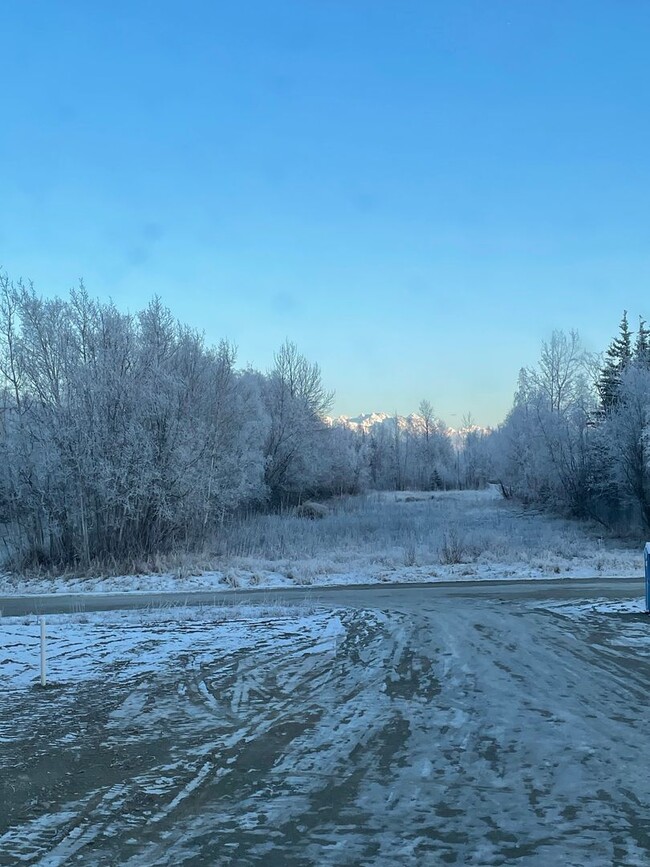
left=1, top=579, right=649, bottom=865
left=0, top=575, right=643, bottom=617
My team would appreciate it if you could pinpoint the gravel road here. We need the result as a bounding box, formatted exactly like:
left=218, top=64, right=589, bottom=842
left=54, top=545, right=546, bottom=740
left=1, top=578, right=648, bottom=866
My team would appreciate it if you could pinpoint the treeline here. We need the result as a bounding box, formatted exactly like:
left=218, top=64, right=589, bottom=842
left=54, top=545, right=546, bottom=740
left=0, top=277, right=481, bottom=571
left=493, top=313, right=650, bottom=532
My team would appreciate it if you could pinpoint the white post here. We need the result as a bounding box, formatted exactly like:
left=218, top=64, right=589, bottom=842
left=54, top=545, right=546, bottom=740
left=40, top=617, right=46, bottom=687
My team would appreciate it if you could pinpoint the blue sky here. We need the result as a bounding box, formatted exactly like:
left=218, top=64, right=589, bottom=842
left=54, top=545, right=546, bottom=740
left=2, top=1, right=650, bottom=426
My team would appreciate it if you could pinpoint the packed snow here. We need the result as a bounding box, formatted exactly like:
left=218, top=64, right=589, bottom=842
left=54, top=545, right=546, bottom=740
left=0, top=603, right=339, bottom=693
left=3, top=585, right=650, bottom=865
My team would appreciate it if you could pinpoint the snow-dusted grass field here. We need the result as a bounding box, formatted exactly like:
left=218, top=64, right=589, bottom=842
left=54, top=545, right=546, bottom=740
left=0, top=487, right=642, bottom=595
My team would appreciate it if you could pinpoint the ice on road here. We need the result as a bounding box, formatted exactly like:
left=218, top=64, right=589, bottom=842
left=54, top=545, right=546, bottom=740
left=1, top=588, right=649, bottom=866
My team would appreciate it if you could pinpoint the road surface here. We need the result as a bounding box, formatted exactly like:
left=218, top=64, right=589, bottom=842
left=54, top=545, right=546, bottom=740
left=1, top=577, right=649, bottom=866
left=0, top=575, right=643, bottom=617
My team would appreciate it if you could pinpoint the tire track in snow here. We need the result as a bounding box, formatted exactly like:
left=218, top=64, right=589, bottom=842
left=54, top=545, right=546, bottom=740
left=3, top=597, right=650, bottom=865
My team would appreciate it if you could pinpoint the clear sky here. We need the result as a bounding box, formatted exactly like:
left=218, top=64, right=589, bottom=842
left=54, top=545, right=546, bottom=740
left=2, top=1, right=650, bottom=426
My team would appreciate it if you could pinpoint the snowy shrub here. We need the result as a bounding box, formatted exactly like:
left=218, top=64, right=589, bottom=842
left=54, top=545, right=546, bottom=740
left=439, top=528, right=468, bottom=565
left=295, top=501, right=329, bottom=519
left=223, top=570, right=240, bottom=588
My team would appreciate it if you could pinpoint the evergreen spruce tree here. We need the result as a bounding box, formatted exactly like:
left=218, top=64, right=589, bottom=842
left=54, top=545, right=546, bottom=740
left=635, top=316, right=650, bottom=367
left=597, top=311, right=633, bottom=411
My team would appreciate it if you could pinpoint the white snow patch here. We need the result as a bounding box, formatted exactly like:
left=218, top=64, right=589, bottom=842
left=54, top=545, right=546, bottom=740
left=0, top=603, right=342, bottom=692
left=540, top=597, right=647, bottom=618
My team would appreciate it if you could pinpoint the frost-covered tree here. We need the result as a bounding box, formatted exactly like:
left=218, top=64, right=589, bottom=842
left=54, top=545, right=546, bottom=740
left=357, top=409, right=455, bottom=492
left=635, top=317, right=650, bottom=368
left=590, top=365, right=650, bottom=529
left=459, top=425, right=493, bottom=490
left=322, top=424, right=370, bottom=495
left=414, top=400, right=456, bottom=489
left=494, top=331, right=596, bottom=515
left=0, top=270, right=515, bottom=572
left=492, top=314, right=650, bottom=532
left=262, top=340, right=334, bottom=504
left=0, top=277, right=270, bottom=568
left=531, top=330, right=588, bottom=415
left=598, top=311, right=633, bottom=411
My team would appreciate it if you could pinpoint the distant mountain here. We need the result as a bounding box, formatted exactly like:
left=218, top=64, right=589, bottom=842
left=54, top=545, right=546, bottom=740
left=327, top=412, right=426, bottom=433
left=326, top=412, right=491, bottom=443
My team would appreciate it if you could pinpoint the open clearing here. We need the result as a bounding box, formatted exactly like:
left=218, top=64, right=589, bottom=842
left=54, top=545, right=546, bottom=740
left=1, top=580, right=649, bottom=866
left=0, top=489, right=642, bottom=596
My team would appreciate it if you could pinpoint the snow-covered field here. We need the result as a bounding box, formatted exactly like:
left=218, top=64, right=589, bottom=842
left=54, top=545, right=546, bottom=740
left=0, top=488, right=642, bottom=596
left=2, top=588, right=650, bottom=865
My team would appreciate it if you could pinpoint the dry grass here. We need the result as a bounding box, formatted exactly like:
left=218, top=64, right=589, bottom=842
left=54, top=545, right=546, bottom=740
left=3, top=487, right=639, bottom=587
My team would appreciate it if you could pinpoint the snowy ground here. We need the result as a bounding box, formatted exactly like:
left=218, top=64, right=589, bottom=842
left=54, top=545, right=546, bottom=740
left=0, top=488, right=643, bottom=596
left=2, top=587, right=649, bottom=865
